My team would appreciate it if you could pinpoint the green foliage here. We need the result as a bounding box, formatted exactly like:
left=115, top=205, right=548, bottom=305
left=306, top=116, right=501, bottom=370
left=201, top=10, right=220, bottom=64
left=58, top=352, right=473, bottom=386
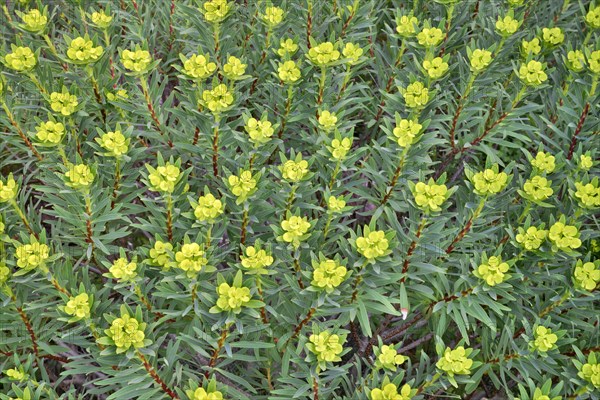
left=0, top=0, right=599, bottom=399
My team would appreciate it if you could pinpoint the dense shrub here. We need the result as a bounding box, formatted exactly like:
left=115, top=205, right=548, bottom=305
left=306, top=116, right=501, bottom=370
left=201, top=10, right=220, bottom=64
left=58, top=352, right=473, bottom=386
left=1, top=0, right=600, bottom=399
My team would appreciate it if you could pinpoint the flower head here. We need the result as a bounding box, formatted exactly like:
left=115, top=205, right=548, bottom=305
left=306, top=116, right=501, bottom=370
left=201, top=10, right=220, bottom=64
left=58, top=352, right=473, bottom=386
left=423, top=57, right=449, bottom=79
left=189, top=387, right=224, bottom=400
left=370, top=383, right=413, bottom=400
left=311, top=259, right=347, bottom=293
left=574, top=181, right=600, bottom=209
left=436, top=346, right=474, bottom=376
left=281, top=216, right=311, bottom=246
left=327, top=196, right=346, bottom=213
left=586, top=4, right=600, bottom=29
left=392, top=119, right=422, bottom=147
left=175, top=243, right=208, bottom=277
left=531, top=326, right=558, bottom=352
left=228, top=170, right=257, bottom=203
left=516, top=226, right=548, bottom=250
left=280, top=158, right=309, bottom=183
left=523, top=176, right=553, bottom=202
left=109, top=257, right=137, bottom=282
left=374, top=345, right=406, bottom=371
left=64, top=293, right=91, bottom=320
left=194, top=192, right=224, bottom=222
left=182, top=54, right=217, bottom=80
left=278, top=60, right=301, bottom=83
left=0, top=264, right=10, bottom=285
left=121, top=48, right=152, bottom=73
left=412, top=180, right=449, bottom=212
left=589, top=50, right=600, bottom=74
left=0, top=174, right=19, bottom=202
left=15, top=241, right=50, bottom=271
left=277, top=38, right=298, bottom=57
left=402, top=81, right=429, bottom=109
left=356, top=228, right=389, bottom=260
left=149, top=241, right=173, bottom=268
left=567, top=50, right=586, bottom=72
left=222, top=56, right=246, bottom=79
left=104, top=310, right=146, bottom=353
left=417, top=27, right=444, bottom=46
left=496, top=15, right=520, bottom=36
left=262, top=6, right=284, bottom=27
left=65, top=164, right=94, bottom=190
left=471, top=166, right=508, bottom=196
left=579, top=353, right=600, bottom=388
left=147, top=162, right=181, bottom=193
left=66, top=37, right=103, bottom=64
left=90, top=11, right=113, bottom=29
left=531, top=151, right=555, bottom=173
left=475, top=255, right=510, bottom=286
left=329, top=137, right=352, bottom=160
left=573, top=260, right=600, bottom=291
left=214, top=282, right=251, bottom=313
left=469, top=48, right=492, bottom=72
left=5, top=368, right=26, bottom=381
left=35, top=121, right=65, bottom=145
left=308, top=42, right=340, bottom=66
left=579, top=154, right=593, bottom=171
left=307, top=331, right=345, bottom=369
left=548, top=221, right=581, bottom=251
left=49, top=91, right=79, bottom=116
left=542, top=27, right=564, bottom=46
left=202, top=0, right=231, bottom=23
left=342, top=42, right=363, bottom=65
left=521, top=38, right=541, bottom=56
left=519, top=60, right=548, bottom=86
left=241, top=245, right=274, bottom=271
left=19, top=9, right=47, bottom=33
left=96, top=130, right=129, bottom=157
left=5, top=46, right=36, bottom=72
left=318, top=110, right=337, bottom=132
left=202, top=84, right=234, bottom=113
left=245, top=117, right=274, bottom=145
left=396, top=15, right=419, bottom=37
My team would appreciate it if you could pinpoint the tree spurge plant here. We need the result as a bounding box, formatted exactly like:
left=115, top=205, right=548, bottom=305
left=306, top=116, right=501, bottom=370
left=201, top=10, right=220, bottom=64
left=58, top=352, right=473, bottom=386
left=0, top=0, right=599, bottom=398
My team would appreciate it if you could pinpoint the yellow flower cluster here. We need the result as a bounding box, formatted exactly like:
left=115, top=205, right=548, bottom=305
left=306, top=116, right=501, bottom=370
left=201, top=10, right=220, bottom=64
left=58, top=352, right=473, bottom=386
left=90, top=11, right=113, bottom=29
left=311, top=259, right=347, bottom=293
left=20, top=9, right=47, bottom=33
left=5, top=368, right=25, bottom=381
left=0, top=175, right=18, bottom=202
left=281, top=216, right=311, bottom=246
left=436, top=346, right=474, bottom=376
left=189, top=388, right=224, bottom=400
left=5, top=46, right=36, bottom=72
left=0, top=264, right=10, bottom=285
left=215, top=282, right=251, bottom=313
left=475, top=256, right=509, bottom=286
left=202, top=84, right=234, bottom=113
left=202, top=0, right=231, bottom=23
left=175, top=243, right=208, bottom=277
left=548, top=221, right=581, bottom=251
left=342, top=43, right=363, bottom=65
left=49, top=91, right=79, bottom=116
left=530, top=152, right=555, bottom=173
left=64, top=293, right=91, bottom=320
left=590, top=50, right=600, bottom=74
left=241, top=245, right=274, bottom=271
left=356, top=228, right=389, bottom=260
left=531, top=326, right=558, bottom=352
left=182, top=54, right=217, bottom=80
left=262, top=6, right=284, bottom=27
left=121, top=48, right=152, bottom=73
left=194, top=192, right=224, bottom=222
left=522, top=38, right=541, bottom=56
left=109, top=257, right=137, bottom=281
left=496, top=15, right=520, bottom=36
left=370, top=383, right=413, bottom=400
left=580, top=355, right=600, bottom=389
left=228, top=170, right=257, bottom=203
left=278, top=60, right=301, bottom=83
left=375, top=345, right=406, bottom=371
left=245, top=117, right=274, bottom=145
left=15, top=241, right=49, bottom=270
left=277, top=38, right=298, bottom=57
left=392, top=119, right=422, bottom=147
left=471, top=167, right=508, bottom=196
left=65, top=164, right=94, bottom=190
left=327, top=196, right=346, bottom=213
left=223, top=56, right=246, bottom=79
left=574, top=181, right=600, bottom=209
left=149, top=241, right=173, bottom=268
left=412, top=181, right=449, bottom=213
left=403, top=81, right=429, bottom=109
left=519, top=60, right=548, bottom=86
left=586, top=4, right=600, bottom=28
left=396, top=15, right=419, bottom=37
left=318, top=110, right=337, bottom=132
left=329, top=137, right=352, bottom=160
left=567, top=50, right=586, bottom=72
left=469, top=49, right=492, bottom=72
left=306, top=331, right=345, bottom=368
left=66, top=37, right=103, bottom=64
left=579, top=155, right=593, bottom=170
left=35, top=121, right=65, bottom=145
left=423, top=57, right=448, bottom=79
left=542, top=27, right=564, bottom=46
left=147, top=162, right=181, bottom=193
left=417, top=27, right=443, bottom=46
left=573, top=260, right=600, bottom=291
left=516, top=226, right=548, bottom=250
left=105, top=312, right=146, bottom=352
left=308, top=42, right=340, bottom=66
left=96, top=130, right=129, bottom=157
left=523, top=176, right=553, bottom=202
left=280, top=158, right=309, bottom=182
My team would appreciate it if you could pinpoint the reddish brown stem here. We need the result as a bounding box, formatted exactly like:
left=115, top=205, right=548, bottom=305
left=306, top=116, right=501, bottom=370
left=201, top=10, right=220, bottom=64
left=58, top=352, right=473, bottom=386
left=16, top=305, right=39, bottom=358
left=567, top=102, right=589, bottom=160
left=400, top=219, right=427, bottom=283
left=207, top=327, right=230, bottom=376
left=138, top=351, right=179, bottom=399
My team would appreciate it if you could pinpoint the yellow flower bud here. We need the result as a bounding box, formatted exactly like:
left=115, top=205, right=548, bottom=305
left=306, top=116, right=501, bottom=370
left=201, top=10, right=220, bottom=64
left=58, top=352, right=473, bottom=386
left=65, top=164, right=94, bottom=189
